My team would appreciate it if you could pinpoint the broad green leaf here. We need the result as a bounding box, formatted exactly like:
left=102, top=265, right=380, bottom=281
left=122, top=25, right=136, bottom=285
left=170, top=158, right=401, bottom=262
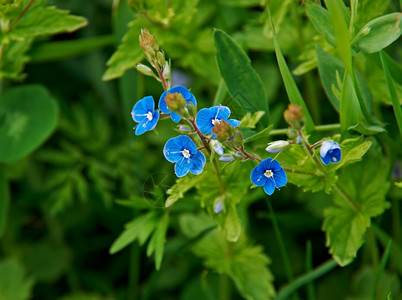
left=340, top=72, right=362, bottom=132
left=165, top=175, right=202, bottom=207
left=0, top=259, right=34, bottom=300
left=352, top=13, right=402, bottom=54
left=380, top=50, right=402, bottom=136
left=306, top=3, right=335, bottom=46
left=214, top=29, right=269, bottom=125
left=0, top=39, right=32, bottom=80
left=146, top=212, right=170, bottom=270
left=8, top=6, right=87, bottom=40
left=323, top=151, right=390, bottom=266
left=192, top=230, right=276, bottom=300
left=179, top=213, right=216, bottom=239
left=222, top=198, right=241, bottom=242
left=0, top=85, right=59, bottom=163
left=267, top=7, right=315, bottom=132
left=348, top=123, right=386, bottom=135
left=103, top=17, right=146, bottom=81
left=0, top=169, right=9, bottom=238
left=109, top=211, right=159, bottom=254
left=243, top=124, right=273, bottom=143
left=355, top=0, right=390, bottom=30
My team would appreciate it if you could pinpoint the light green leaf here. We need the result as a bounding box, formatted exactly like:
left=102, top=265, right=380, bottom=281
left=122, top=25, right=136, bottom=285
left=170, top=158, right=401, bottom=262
left=115, top=196, right=152, bottom=210
left=218, top=0, right=262, bottom=7
left=352, top=13, right=402, bottom=54
left=267, top=7, right=315, bottom=132
left=147, top=212, right=170, bottom=270
left=0, top=169, right=10, bottom=238
left=348, top=123, right=386, bottom=135
left=214, top=29, right=269, bottom=125
left=340, top=72, right=362, bottom=132
left=103, top=17, right=146, bottom=81
left=243, top=125, right=273, bottom=143
left=179, top=213, right=216, bottom=239
left=109, top=211, right=159, bottom=254
left=8, top=6, right=87, bottom=40
left=323, top=151, right=390, bottom=266
left=306, top=3, right=335, bottom=46
left=0, top=259, right=34, bottom=300
left=0, top=85, right=59, bottom=163
left=192, top=230, right=276, bottom=300
left=355, top=0, right=390, bottom=30
left=239, top=111, right=266, bottom=129
left=0, top=39, right=32, bottom=80
left=165, top=175, right=202, bottom=207
left=223, top=200, right=241, bottom=242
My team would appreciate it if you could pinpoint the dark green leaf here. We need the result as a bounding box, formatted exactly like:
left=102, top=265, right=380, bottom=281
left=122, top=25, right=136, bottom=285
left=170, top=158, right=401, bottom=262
left=340, top=72, right=362, bottom=132
left=0, top=169, right=9, bottom=238
left=214, top=29, right=269, bottom=125
left=147, top=212, right=170, bottom=270
left=0, top=259, right=34, bottom=300
left=0, top=85, right=59, bottom=163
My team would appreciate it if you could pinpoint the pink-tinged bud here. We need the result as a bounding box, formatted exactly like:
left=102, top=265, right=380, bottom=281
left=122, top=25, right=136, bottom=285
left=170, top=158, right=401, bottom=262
left=139, top=28, right=159, bottom=62
left=284, top=104, right=304, bottom=128
left=164, top=92, right=186, bottom=113
left=212, top=120, right=236, bottom=142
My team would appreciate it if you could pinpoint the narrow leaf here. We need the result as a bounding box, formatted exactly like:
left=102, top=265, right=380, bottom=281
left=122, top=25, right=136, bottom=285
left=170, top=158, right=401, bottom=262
left=340, top=72, right=362, bottom=132
left=267, top=5, right=315, bottom=132
left=214, top=29, right=269, bottom=125
left=306, top=3, right=336, bottom=46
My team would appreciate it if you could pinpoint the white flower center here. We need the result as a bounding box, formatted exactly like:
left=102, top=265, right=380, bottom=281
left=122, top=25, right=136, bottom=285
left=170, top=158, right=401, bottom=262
left=264, top=170, right=273, bottom=178
left=181, top=149, right=191, bottom=158
left=146, top=111, right=153, bottom=121
left=212, top=118, right=221, bottom=126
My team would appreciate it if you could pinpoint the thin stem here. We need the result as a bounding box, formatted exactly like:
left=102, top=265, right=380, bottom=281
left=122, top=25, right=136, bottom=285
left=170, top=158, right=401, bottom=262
left=155, top=64, right=169, bottom=91
left=269, top=124, right=341, bottom=136
left=219, top=273, right=231, bottom=300
left=238, top=145, right=262, bottom=162
left=306, top=241, right=315, bottom=300
left=213, top=79, right=226, bottom=106
left=276, top=260, right=338, bottom=300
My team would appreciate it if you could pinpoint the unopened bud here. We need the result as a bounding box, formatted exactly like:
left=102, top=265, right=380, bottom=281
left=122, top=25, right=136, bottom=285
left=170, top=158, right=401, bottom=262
left=136, top=64, right=154, bottom=77
left=139, top=28, right=159, bottom=62
left=178, top=125, right=191, bottom=132
left=165, top=92, right=186, bottom=113
left=162, top=61, right=170, bottom=80
left=210, top=140, right=224, bottom=155
left=284, top=104, right=304, bottom=128
left=157, top=51, right=166, bottom=66
left=214, top=200, right=223, bottom=214
left=266, top=140, right=290, bottom=153
left=212, top=120, right=236, bottom=142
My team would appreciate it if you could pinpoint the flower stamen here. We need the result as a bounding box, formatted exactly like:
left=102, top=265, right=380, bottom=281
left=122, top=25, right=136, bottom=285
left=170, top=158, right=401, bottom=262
left=146, top=111, right=153, bottom=121
left=264, top=170, right=273, bottom=178
left=181, top=149, right=191, bottom=158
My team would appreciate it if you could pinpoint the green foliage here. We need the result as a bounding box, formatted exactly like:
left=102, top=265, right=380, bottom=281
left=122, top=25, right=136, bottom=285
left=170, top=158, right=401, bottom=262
left=0, top=85, right=58, bottom=163
left=352, top=13, right=402, bottom=54
left=0, top=169, right=9, bottom=238
left=0, top=259, right=34, bottom=300
left=214, top=29, right=269, bottom=125
left=165, top=175, right=202, bottom=207
left=323, top=150, right=390, bottom=266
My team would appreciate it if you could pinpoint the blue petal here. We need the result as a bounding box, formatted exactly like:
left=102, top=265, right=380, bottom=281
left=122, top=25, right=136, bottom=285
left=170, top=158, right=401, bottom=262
left=219, top=156, right=234, bottom=162
left=174, top=135, right=197, bottom=155
left=320, top=153, right=331, bottom=165
left=273, top=168, right=287, bottom=188
left=320, top=141, right=335, bottom=159
left=135, top=119, right=149, bottom=135
left=170, top=112, right=182, bottom=123
left=189, top=151, right=206, bottom=175
left=175, top=157, right=191, bottom=177
left=196, top=108, right=214, bottom=134
left=147, top=110, right=160, bottom=131
left=250, top=165, right=266, bottom=186
left=214, top=200, right=223, bottom=214
left=212, top=105, right=231, bottom=120
left=227, top=119, right=241, bottom=127
left=257, top=158, right=273, bottom=173
left=269, top=159, right=283, bottom=172
left=263, top=180, right=276, bottom=195
left=132, top=96, right=154, bottom=123
left=168, top=85, right=197, bottom=106
left=163, top=137, right=184, bottom=162
left=330, top=147, right=341, bottom=163
left=158, top=91, right=171, bottom=114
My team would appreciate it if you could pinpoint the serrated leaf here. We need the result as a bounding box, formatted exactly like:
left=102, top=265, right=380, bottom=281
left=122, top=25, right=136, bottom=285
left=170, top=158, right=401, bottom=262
left=0, top=85, right=59, bottom=163
left=323, top=151, right=390, bottom=266
left=147, top=212, right=170, bottom=270
left=192, top=230, right=275, bottom=300
left=214, top=29, right=269, bottom=126
left=352, top=13, right=402, bottom=54
left=0, top=169, right=10, bottom=238
left=0, top=259, right=34, bottom=300
left=165, top=175, right=202, bottom=207
left=0, top=39, right=32, bottom=80
left=8, top=6, right=87, bottom=40
left=109, top=211, right=159, bottom=254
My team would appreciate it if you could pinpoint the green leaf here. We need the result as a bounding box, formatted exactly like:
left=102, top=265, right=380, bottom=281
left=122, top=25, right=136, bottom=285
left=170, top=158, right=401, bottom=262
left=352, top=13, right=402, bottom=54
left=179, top=213, right=216, bottom=239
left=267, top=7, right=315, bottom=132
left=355, top=0, right=390, bottom=30
left=165, top=175, right=202, bottom=207
left=8, top=6, right=87, bottom=40
left=306, top=3, right=335, bottom=46
left=214, top=29, right=269, bottom=126
left=0, top=259, right=34, bottom=300
left=222, top=198, right=241, bottom=242
left=239, top=111, right=266, bottom=129
left=243, top=124, right=273, bottom=143
left=103, top=17, right=146, bottom=81
left=147, top=212, right=170, bottom=270
left=0, top=85, right=59, bottom=163
left=115, top=196, right=153, bottom=210
left=0, top=169, right=10, bottom=238
left=348, top=123, right=386, bottom=135
left=109, top=211, right=159, bottom=254
left=192, top=230, right=276, bottom=300
left=380, top=50, right=402, bottom=136
left=323, top=151, right=390, bottom=266
left=340, top=72, right=362, bottom=132
left=0, top=39, right=32, bottom=80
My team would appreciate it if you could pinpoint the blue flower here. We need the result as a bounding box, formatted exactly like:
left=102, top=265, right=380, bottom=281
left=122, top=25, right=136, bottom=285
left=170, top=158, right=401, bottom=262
left=163, top=135, right=206, bottom=177
left=214, top=200, right=223, bottom=214
left=250, top=158, right=287, bottom=195
left=159, top=85, right=196, bottom=122
left=320, top=141, right=341, bottom=165
left=196, top=105, right=241, bottom=135
left=131, top=96, right=160, bottom=135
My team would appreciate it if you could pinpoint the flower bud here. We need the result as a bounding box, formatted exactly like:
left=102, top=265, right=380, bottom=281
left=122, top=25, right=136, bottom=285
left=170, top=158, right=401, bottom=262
left=210, top=140, right=224, bottom=155
left=214, top=200, right=223, bottom=214
left=162, top=61, right=170, bottom=80
left=284, top=104, right=304, bottom=128
left=266, top=140, right=290, bottom=153
left=157, top=51, right=166, bottom=67
left=178, top=125, right=191, bottom=132
left=139, top=28, right=159, bottom=63
left=164, top=92, right=187, bottom=113
left=136, top=64, right=154, bottom=77
left=212, top=120, right=236, bottom=142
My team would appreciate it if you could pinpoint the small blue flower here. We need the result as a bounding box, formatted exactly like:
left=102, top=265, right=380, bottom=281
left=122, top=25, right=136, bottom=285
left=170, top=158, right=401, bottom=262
left=163, top=135, right=206, bottom=177
left=131, top=96, right=160, bottom=135
left=196, top=105, right=241, bottom=135
left=250, top=158, right=287, bottom=195
left=214, top=200, right=223, bottom=214
left=159, top=85, right=196, bottom=122
left=320, top=141, right=341, bottom=165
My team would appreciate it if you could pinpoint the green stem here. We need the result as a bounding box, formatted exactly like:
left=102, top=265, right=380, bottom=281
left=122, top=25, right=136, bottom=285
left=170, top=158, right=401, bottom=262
left=371, top=240, right=392, bottom=300
left=219, top=273, right=231, bottom=300
left=265, top=199, right=297, bottom=297
left=213, top=79, right=227, bottom=106
left=276, top=260, right=338, bottom=300
left=269, top=124, right=341, bottom=136
left=306, top=241, right=315, bottom=300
